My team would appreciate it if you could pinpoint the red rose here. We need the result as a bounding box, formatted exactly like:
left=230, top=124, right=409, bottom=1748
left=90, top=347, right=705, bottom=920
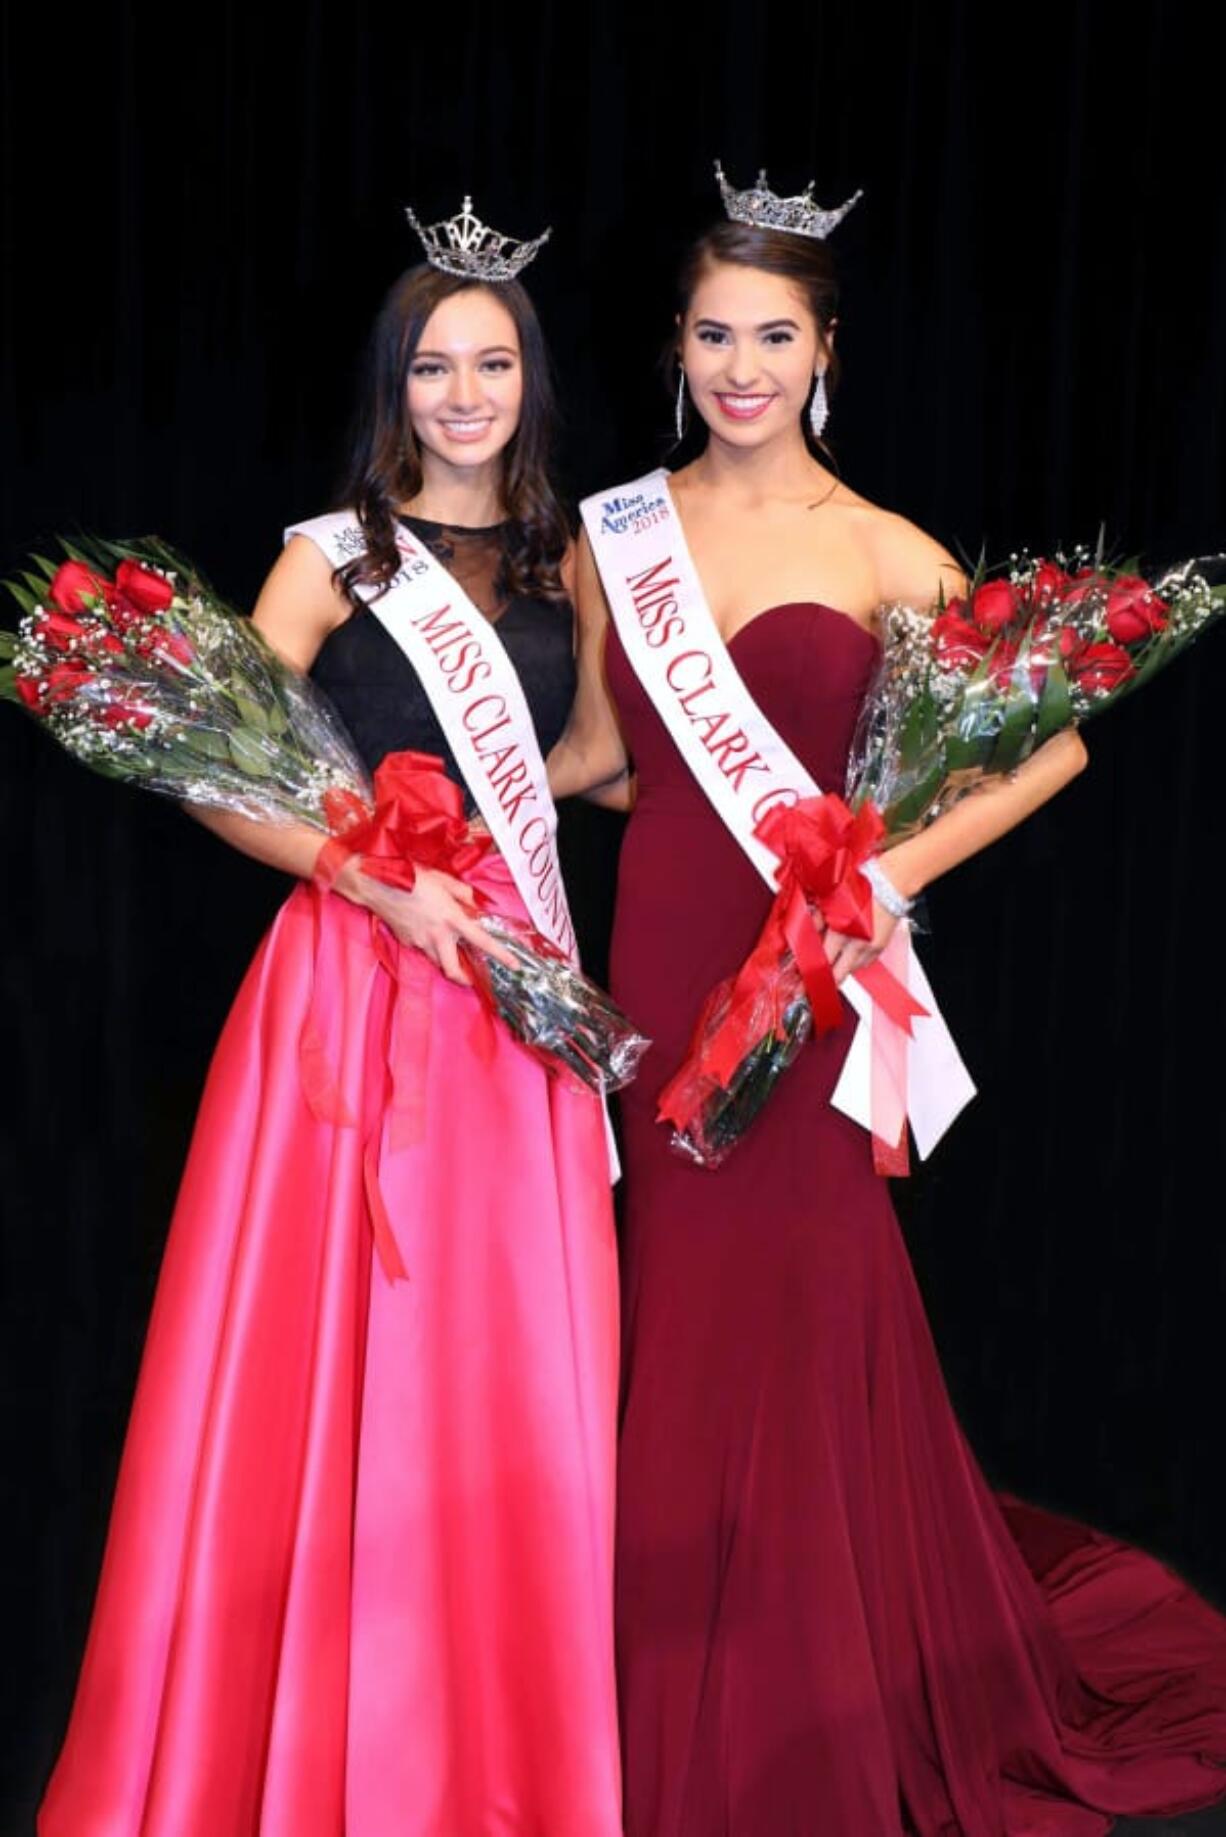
left=990, top=638, right=1020, bottom=689
left=73, top=626, right=126, bottom=659
left=109, top=598, right=145, bottom=636
left=1058, top=567, right=1103, bottom=615
left=931, top=610, right=990, bottom=672
left=148, top=627, right=195, bottom=667
left=15, top=674, right=45, bottom=710
left=99, top=700, right=154, bottom=730
left=971, top=579, right=1018, bottom=634
left=1104, top=576, right=1169, bottom=645
left=33, top=609, right=90, bottom=653
left=43, top=659, right=95, bottom=702
left=114, top=559, right=174, bottom=616
left=48, top=560, right=113, bottom=615
left=1068, top=640, right=1135, bottom=695
left=1031, top=560, right=1070, bottom=603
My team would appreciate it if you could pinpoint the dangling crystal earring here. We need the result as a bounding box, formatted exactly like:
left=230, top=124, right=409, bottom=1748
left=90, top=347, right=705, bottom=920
left=674, top=364, right=688, bottom=443
left=809, top=370, right=829, bottom=440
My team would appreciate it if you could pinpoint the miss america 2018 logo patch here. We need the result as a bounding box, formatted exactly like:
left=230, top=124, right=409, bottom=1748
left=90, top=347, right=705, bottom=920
left=598, top=486, right=669, bottom=537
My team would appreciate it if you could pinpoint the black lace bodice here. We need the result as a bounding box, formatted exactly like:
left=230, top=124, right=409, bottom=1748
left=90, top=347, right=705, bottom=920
left=310, top=516, right=576, bottom=809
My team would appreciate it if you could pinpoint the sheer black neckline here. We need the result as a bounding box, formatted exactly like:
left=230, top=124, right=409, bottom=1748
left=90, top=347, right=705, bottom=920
left=396, top=511, right=506, bottom=540
left=312, top=521, right=576, bottom=800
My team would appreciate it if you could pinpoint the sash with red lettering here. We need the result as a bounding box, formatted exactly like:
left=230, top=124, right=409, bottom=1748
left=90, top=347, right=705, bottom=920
left=580, top=470, right=976, bottom=1160
left=286, top=511, right=577, bottom=963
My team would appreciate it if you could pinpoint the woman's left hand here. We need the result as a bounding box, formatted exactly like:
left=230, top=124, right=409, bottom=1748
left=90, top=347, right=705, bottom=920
left=813, top=899, right=900, bottom=984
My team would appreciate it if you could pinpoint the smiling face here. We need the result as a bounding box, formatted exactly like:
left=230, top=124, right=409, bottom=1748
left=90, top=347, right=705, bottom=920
left=680, top=259, right=830, bottom=451
left=405, top=286, right=524, bottom=475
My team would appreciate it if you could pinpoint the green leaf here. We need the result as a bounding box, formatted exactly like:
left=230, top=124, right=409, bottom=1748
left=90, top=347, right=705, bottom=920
left=181, top=727, right=232, bottom=761
left=228, top=730, right=274, bottom=776
left=989, top=685, right=1038, bottom=774
left=85, top=752, right=141, bottom=784
left=3, top=580, right=39, bottom=617
left=897, top=691, right=940, bottom=770
left=155, top=739, right=215, bottom=777
left=1034, top=657, right=1073, bottom=746
left=945, top=729, right=994, bottom=775
left=884, top=760, right=950, bottom=835
left=952, top=537, right=986, bottom=590
left=0, top=663, right=17, bottom=701
left=945, top=679, right=1003, bottom=772
left=232, top=692, right=270, bottom=731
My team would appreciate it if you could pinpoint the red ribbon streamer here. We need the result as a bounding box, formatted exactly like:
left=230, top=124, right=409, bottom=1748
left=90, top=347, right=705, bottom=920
left=301, top=750, right=491, bottom=1281
left=659, top=793, right=928, bottom=1162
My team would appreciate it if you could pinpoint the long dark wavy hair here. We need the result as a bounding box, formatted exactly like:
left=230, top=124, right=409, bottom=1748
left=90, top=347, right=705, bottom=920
left=670, top=221, right=843, bottom=460
left=333, top=264, right=569, bottom=603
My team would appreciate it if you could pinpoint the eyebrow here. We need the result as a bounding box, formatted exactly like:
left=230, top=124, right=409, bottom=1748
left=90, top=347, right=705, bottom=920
left=412, top=344, right=519, bottom=360
left=692, top=316, right=801, bottom=333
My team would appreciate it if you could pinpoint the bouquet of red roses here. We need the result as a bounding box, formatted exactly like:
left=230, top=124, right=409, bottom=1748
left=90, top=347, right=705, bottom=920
left=848, top=550, right=1226, bottom=842
left=657, top=793, right=925, bottom=1170
left=0, top=535, right=369, bottom=824
left=660, top=548, right=1225, bottom=1171
left=1, top=538, right=648, bottom=1097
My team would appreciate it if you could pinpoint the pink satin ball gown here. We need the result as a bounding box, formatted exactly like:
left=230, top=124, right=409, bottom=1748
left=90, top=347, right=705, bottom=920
left=39, top=519, right=623, bottom=1837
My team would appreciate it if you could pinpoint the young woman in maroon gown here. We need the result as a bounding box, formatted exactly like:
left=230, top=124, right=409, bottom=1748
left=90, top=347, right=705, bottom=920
left=551, top=208, right=1226, bottom=1833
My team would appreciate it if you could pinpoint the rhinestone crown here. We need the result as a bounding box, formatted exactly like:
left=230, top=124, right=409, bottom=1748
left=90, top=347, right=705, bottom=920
left=405, top=194, right=551, bottom=282
left=715, top=161, right=863, bottom=241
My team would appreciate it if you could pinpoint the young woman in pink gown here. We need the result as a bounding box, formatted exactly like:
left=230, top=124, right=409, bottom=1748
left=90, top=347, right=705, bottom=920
left=551, top=200, right=1226, bottom=1834
left=38, top=232, right=622, bottom=1837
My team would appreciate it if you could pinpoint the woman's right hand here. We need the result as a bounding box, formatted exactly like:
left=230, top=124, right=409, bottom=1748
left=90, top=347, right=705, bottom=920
left=337, top=860, right=510, bottom=986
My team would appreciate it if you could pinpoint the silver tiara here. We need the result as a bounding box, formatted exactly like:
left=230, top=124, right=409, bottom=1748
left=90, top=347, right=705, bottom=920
left=405, top=194, right=551, bottom=282
left=714, top=161, right=863, bottom=241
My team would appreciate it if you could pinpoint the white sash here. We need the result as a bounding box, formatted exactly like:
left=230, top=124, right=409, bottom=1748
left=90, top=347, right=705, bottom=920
left=289, top=510, right=623, bottom=1181
left=580, top=469, right=976, bottom=1158
left=287, top=511, right=576, bottom=962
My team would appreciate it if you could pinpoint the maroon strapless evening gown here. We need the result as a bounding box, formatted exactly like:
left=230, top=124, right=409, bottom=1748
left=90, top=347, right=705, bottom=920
left=607, top=602, right=1226, bottom=1837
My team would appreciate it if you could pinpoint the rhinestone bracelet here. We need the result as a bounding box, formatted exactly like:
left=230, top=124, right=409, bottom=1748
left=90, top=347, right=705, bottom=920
left=862, top=856, right=914, bottom=920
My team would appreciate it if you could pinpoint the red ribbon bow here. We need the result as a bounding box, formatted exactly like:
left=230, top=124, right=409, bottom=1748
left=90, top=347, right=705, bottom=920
left=316, top=748, right=492, bottom=892
left=760, top=794, right=931, bottom=1174
left=689, top=792, right=926, bottom=1093
left=757, top=794, right=887, bottom=1035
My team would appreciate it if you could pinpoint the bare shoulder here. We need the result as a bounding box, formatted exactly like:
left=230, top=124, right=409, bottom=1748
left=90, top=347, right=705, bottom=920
left=251, top=532, right=352, bottom=671
left=841, top=497, right=967, bottom=606
left=262, top=530, right=347, bottom=602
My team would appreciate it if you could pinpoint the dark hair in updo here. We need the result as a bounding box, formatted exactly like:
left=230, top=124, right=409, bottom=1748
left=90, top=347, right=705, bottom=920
left=672, top=221, right=843, bottom=457
left=333, top=263, right=569, bottom=603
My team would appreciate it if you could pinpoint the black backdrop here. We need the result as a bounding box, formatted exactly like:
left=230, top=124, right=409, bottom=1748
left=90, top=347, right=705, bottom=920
left=4, top=1, right=1225, bottom=1826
